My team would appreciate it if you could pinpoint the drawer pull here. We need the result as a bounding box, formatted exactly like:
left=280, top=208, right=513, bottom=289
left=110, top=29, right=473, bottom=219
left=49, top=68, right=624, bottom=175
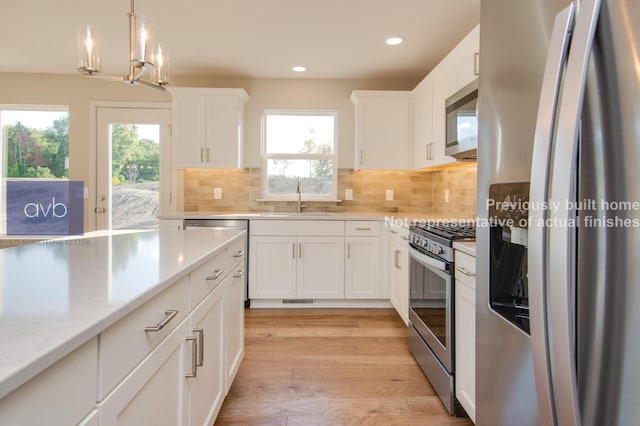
left=144, top=309, right=178, bottom=332
left=355, top=227, right=372, bottom=231
left=233, top=269, right=246, bottom=278
left=206, top=268, right=224, bottom=281
left=394, top=250, right=401, bottom=269
left=390, top=229, right=398, bottom=234
left=233, top=250, right=246, bottom=258
left=185, top=336, right=198, bottom=378
left=193, top=328, right=204, bottom=367
left=455, top=266, right=476, bottom=277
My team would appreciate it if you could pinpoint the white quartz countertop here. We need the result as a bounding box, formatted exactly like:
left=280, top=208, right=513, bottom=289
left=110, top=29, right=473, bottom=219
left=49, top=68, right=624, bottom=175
left=453, top=241, right=476, bottom=257
left=0, top=228, right=244, bottom=400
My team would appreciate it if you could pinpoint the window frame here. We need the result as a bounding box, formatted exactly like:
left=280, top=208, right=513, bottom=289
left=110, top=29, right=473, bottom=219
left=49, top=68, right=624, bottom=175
left=0, top=104, right=70, bottom=234
left=261, top=109, right=339, bottom=201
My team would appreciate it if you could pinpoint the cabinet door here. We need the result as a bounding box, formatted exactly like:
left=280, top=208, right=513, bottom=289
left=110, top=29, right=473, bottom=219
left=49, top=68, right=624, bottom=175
left=205, top=95, right=243, bottom=168
left=249, top=236, right=297, bottom=299
left=389, top=238, right=409, bottom=324
left=455, top=280, right=476, bottom=422
left=345, top=237, right=382, bottom=299
left=172, top=95, right=206, bottom=168
left=99, top=321, right=189, bottom=426
left=413, top=74, right=435, bottom=169
left=456, top=25, right=480, bottom=89
left=225, top=266, right=245, bottom=390
left=352, top=93, right=412, bottom=170
left=297, top=236, right=345, bottom=299
left=187, top=281, right=226, bottom=426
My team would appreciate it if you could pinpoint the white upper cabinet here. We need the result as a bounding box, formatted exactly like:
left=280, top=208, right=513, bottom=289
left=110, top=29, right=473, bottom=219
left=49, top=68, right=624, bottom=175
left=455, top=25, right=480, bottom=89
left=413, top=25, right=479, bottom=169
left=351, top=91, right=414, bottom=170
left=170, top=88, right=249, bottom=169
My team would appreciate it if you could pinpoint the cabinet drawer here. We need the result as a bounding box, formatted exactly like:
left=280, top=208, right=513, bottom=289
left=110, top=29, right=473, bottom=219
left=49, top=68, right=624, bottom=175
left=225, top=236, right=246, bottom=263
left=190, top=250, right=236, bottom=309
left=387, top=223, right=409, bottom=242
left=345, top=221, right=381, bottom=236
left=251, top=220, right=344, bottom=236
left=99, top=276, right=189, bottom=398
left=454, top=250, right=476, bottom=288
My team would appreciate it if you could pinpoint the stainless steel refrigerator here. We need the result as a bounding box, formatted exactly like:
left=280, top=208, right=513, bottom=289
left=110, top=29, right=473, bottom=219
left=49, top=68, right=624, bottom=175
left=476, top=0, right=640, bottom=425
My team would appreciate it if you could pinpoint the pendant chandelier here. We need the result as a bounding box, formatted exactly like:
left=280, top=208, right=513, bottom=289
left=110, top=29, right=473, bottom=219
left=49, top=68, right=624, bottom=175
left=77, top=0, right=169, bottom=90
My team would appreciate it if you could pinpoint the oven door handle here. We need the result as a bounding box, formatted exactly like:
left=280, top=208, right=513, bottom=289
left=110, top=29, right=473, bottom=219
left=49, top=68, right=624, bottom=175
left=409, top=248, right=448, bottom=273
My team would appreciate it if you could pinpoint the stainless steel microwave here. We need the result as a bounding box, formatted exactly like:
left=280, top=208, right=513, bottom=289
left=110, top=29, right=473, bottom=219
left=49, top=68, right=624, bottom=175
left=445, top=79, right=478, bottom=160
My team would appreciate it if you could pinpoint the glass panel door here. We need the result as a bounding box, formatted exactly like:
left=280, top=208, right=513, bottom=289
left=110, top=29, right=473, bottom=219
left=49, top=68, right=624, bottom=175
left=96, top=107, right=171, bottom=230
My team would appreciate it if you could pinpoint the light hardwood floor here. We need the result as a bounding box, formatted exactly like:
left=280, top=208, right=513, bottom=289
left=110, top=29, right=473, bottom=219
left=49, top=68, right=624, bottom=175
left=215, top=308, right=474, bottom=426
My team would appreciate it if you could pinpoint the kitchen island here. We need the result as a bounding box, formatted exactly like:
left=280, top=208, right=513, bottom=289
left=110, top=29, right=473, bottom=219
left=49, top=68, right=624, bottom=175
left=0, top=228, right=246, bottom=425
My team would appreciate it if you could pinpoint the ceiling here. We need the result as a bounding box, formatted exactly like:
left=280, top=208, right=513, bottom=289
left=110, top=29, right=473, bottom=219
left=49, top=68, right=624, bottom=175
left=0, top=0, right=480, bottom=82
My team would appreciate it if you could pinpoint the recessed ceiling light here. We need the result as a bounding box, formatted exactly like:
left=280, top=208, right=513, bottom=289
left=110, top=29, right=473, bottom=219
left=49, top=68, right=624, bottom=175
left=385, top=37, right=404, bottom=46
left=292, top=66, right=307, bottom=72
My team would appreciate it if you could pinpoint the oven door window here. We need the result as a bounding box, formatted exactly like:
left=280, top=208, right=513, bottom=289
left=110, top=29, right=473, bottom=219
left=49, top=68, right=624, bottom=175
left=410, top=254, right=450, bottom=348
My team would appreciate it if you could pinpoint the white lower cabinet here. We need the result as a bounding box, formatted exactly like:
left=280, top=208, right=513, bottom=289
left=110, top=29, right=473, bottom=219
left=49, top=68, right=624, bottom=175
left=249, top=236, right=297, bottom=298
left=99, top=321, right=190, bottom=426
left=100, top=248, right=245, bottom=426
left=0, top=338, right=98, bottom=426
left=345, top=236, right=382, bottom=299
left=187, top=278, right=226, bottom=426
left=298, top=236, right=345, bottom=299
left=250, top=235, right=344, bottom=299
left=225, top=268, right=245, bottom=389
left=454, top=248, right=476, bottom=423
left=388, top=227, right=409, bottom=324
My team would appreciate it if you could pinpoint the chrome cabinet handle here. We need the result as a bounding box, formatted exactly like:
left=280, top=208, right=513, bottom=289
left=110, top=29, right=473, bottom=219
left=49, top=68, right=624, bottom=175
left=233, top=249, right=245, bottom=258
left=206, top=268, right=224, bottom=281
left=355, top=227, right=371, bottom=231
left=233, top=269, right=246, bottom=278
left=455, top=266, right=476, bottom=277
left=347, top=243, right=351, bottom=259
left=292, top=242, right=296, bottom=258
left=144, top=309, right=178, bottom=332
left=193, top=328, right=204, bottom=367
left=390, top=229, right=398, bottom=234
left=394, top=250, right=401, bottom=269
left=206, top=148, right=210, bottom=163
left=200, top=147, right=204, bottom=163
left=299, top=243, right=302, bottom=258
left=185, top=336, right=197, bottom=378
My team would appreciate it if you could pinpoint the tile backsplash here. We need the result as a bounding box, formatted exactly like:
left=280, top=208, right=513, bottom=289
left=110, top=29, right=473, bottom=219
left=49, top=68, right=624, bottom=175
left=181, top=164, right=477, bottom=218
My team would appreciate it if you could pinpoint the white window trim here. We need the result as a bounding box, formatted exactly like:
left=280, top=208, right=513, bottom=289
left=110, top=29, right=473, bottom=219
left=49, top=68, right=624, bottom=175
left=261, top=109, right=339, bottom=202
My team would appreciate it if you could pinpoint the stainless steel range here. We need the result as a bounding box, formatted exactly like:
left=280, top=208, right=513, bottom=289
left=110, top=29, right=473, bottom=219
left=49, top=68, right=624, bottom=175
left=407, top=221, right=475, bottom=416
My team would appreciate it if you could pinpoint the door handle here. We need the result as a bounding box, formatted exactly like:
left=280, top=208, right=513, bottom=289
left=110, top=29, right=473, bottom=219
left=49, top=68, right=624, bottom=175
left=529, top=4, right=576, bottom=425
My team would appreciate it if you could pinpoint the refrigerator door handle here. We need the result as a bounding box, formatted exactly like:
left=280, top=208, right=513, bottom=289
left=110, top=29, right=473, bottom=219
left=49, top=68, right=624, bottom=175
left=547, top=0, right=602, bottom=425
left=529, top=4, right=576, bottom=425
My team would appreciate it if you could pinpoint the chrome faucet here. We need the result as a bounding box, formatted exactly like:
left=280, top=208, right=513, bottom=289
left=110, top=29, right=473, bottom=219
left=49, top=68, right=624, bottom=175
left=296, top=177, right=307, bottom=213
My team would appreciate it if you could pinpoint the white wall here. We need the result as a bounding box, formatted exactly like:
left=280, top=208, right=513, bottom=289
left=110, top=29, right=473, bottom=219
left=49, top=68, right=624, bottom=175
left=0, top=72, right=415, bottom=230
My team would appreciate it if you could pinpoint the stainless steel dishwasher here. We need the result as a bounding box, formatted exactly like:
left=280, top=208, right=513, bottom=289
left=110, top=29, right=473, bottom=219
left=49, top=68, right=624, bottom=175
left=183, top=219, right=249, bottom=306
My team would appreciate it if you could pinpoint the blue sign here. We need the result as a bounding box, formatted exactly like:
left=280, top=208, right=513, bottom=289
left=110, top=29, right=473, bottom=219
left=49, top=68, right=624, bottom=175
left=6, top=181, right=84, bottom=236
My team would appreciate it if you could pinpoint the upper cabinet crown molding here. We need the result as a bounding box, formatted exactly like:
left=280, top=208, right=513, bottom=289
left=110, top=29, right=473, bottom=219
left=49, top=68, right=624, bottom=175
left=351, top=90, right=415, bottom=171
left=170, top=87, right=249, bottom=169
left=414, top=24, right=479, bottom=170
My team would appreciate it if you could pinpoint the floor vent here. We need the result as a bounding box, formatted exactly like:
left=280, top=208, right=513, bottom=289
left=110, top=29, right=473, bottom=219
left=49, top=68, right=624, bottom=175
left=282, top=299, right=314, bottom=304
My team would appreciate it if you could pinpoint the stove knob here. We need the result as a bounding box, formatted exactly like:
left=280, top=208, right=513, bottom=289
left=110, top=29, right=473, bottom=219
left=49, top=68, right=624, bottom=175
left=435, top=246, right=443, bottom=255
